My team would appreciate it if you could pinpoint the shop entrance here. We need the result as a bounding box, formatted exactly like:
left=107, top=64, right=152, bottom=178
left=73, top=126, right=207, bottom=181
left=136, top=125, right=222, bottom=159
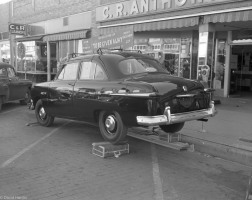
left=163, top=53, right=180, bottom=76
left=230, top=45, right=252, bottom=98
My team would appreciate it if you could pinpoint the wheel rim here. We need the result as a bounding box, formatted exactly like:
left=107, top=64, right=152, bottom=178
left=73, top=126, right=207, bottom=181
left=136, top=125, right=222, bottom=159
left=38, top=107, right=47, bottom=120
left=105, top=115, right=117, bottom=135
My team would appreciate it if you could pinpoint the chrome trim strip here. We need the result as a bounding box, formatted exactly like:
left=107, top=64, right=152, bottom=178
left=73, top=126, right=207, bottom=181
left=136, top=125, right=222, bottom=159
left=176, top=94, right=196, bottom=98
left=137, top=101, right=216, bottom=126
left=110, top=92, right=157, bottom=97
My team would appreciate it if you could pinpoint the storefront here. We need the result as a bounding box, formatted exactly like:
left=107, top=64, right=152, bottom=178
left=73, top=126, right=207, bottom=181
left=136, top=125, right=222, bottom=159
left=96, top=0, right=252, bottom=98
left=14, top=11, right=92, bottom=83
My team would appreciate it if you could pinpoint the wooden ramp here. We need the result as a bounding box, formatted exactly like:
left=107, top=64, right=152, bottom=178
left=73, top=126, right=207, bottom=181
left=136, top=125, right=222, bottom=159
left=128, top=127, right=190, bottom=151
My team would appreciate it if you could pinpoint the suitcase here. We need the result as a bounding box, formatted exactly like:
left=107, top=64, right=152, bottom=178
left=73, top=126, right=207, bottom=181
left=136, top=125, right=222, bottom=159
left=92, top=141, right=129, bottom=158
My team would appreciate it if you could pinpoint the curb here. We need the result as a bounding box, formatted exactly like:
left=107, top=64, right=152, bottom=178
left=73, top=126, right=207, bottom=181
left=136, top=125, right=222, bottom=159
left=181, top=134, right=252, bottom=167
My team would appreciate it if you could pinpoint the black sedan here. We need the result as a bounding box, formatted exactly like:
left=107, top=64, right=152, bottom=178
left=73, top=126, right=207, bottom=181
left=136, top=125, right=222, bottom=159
left=0, top=62, right=32, bottom=111
left=30, top=51, right=216, bottom=144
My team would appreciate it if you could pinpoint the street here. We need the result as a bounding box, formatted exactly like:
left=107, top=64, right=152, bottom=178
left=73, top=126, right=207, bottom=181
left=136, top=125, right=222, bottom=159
left=0, top=102, right=251, bottom=200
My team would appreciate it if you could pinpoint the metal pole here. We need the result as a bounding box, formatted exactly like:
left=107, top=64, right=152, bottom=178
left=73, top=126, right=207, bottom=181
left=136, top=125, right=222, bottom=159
left=47, top=41, right=51, bottom=81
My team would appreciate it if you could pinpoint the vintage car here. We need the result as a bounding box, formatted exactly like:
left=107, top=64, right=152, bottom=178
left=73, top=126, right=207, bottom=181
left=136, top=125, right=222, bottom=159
left=0, top=62, right=32, bottom=111
left=30, top=50, right=216, bottom=144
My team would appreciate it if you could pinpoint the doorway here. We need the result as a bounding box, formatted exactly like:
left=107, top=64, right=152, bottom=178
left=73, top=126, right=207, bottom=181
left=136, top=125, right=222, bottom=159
left=163, top=53, right=180, bottom=76
left=230, top=45, right=252, bottom=98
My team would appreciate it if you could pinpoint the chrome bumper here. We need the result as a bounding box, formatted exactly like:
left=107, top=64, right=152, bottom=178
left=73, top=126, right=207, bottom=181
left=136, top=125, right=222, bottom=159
left=29, top=99, right=35, bottom=110
left=136, top=101, right=217, bottom=126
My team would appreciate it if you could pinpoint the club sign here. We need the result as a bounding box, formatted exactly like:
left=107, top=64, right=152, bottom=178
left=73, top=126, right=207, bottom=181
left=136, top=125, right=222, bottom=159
left=9, top=23, right=26, bottom=35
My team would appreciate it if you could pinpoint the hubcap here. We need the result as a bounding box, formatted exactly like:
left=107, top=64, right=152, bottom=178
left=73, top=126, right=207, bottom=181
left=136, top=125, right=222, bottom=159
left=39, top=107, right=46, bottom=120
left=105, top=115, right=116, bottom=132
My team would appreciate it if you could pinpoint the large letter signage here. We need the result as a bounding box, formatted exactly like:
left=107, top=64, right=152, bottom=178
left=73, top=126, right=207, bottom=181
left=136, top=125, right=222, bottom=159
left=96, top=0, right=233, bottom=21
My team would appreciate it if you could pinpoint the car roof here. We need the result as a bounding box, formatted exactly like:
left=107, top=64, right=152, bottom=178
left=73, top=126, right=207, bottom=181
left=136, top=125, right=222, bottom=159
left=61, top=51, right=159, bottom=80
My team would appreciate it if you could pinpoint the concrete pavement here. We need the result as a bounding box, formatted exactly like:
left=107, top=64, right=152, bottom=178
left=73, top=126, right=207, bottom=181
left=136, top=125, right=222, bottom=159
left=180, top=96, right=252, bottom=167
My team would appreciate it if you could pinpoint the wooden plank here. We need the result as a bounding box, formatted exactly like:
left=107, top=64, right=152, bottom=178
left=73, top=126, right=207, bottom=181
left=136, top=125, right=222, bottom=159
left=127, top=131, right=189, bottom=151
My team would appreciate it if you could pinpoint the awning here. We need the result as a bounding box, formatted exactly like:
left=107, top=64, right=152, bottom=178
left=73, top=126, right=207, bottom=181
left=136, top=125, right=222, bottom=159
left=204, top=10, right=252, bottom=23
left=231, top=39, right=252, bottom=45
left=43, top=30, right=89, bottom=42
left=16, top=35, right=44, bottom=42
left=133, top=16, right=199, bottom=32
left=100, top=16, right=199, bottom=34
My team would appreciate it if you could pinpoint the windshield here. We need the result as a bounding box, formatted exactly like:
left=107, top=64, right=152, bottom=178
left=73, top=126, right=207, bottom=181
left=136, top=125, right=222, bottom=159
left=118, top=58, right=167, bottom=75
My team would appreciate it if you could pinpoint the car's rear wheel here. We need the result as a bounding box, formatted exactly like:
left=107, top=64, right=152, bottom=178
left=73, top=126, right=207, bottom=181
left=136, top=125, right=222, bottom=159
left=159, top=122, right=185, bottom=133
left=35, top=99, right=54, bottom=127
left=20, top=90, right=31, bottom=105
left=99, top=111, right=128, bottom=144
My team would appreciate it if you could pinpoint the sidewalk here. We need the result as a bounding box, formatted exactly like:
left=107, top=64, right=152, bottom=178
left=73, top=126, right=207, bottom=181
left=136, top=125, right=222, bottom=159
left=180, top=96, right=252, bottom=167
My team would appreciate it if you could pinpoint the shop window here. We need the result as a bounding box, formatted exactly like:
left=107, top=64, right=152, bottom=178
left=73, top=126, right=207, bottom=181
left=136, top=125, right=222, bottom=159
left=0, top=43, right=10, bottom=63
left=16, top=41, right=57, bottom=82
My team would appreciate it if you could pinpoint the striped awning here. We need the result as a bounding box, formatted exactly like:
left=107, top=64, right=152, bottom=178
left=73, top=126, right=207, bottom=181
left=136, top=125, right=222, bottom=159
left=100, top=16, right=199, bottom=34
left=133, top=16, right=199, bottom=32
left=16, top=35, right=44, bottom=42
left=204, top=10, right=252, bottom=23
left=43, top=30, right=89, bottom=42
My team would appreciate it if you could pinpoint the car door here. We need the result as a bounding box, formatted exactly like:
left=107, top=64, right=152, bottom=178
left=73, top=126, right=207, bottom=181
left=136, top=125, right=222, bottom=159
left=0, top=67, right=10, bottom=100
left=73, top=60, right=109, bottom=122
left=45, top=61, right=79, bottom=118
left=7, top=67, right=26, bottom=100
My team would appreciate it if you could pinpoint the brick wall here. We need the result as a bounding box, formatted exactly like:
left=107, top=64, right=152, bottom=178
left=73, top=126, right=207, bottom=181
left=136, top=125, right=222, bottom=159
left=0, top=3, right=10, bottom=32
left=12, top=0, right=92, bottom=24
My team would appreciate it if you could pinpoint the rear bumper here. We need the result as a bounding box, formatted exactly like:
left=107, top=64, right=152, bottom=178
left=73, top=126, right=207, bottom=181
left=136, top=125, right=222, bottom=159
left=136, top=101, right=217, bottom=126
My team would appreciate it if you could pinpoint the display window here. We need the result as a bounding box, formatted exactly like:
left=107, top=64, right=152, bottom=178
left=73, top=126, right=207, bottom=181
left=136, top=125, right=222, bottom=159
left=16, top=41, right=57, bottom=74
left=0, top=43, right=10, bottom=63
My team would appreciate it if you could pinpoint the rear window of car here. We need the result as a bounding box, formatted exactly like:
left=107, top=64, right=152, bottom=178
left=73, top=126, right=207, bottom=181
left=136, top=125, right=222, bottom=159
left=118, top=58, right=166, bottom=75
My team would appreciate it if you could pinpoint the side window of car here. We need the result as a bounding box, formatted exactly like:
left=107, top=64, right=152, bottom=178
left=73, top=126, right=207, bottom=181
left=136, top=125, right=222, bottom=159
left=80, top=61, right=107, bottom=80
left=80, top=62, right=94, bottom=80
left=57, top=62, right=79, bottom=80
left=0, top=68, right=7, bottom=77
left=94, top=63, right=107, bottom=80
left=7, top=67, right=15, bottom=77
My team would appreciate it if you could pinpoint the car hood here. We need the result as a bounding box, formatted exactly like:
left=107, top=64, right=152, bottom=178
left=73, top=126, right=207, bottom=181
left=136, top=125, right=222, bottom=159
left=125, top=72, right=204, bottom=96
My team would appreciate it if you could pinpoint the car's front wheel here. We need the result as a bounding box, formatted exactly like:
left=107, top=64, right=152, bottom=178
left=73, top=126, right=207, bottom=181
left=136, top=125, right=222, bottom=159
left=35, top=99, right=54, bottom=127
left=159, top=122, right=185, bottom=133
left=99, top=111, right=128, bottom=144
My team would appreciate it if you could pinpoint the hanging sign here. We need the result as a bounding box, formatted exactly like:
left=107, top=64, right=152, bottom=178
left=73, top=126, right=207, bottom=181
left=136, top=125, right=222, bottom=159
left=9, top=23, right=26, bottom=35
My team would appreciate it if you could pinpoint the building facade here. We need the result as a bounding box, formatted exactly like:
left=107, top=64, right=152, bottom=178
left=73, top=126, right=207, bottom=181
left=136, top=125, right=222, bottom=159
left=1, top=0, right=252, bottom=98
left=6, top=0, right=94, bottom=82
